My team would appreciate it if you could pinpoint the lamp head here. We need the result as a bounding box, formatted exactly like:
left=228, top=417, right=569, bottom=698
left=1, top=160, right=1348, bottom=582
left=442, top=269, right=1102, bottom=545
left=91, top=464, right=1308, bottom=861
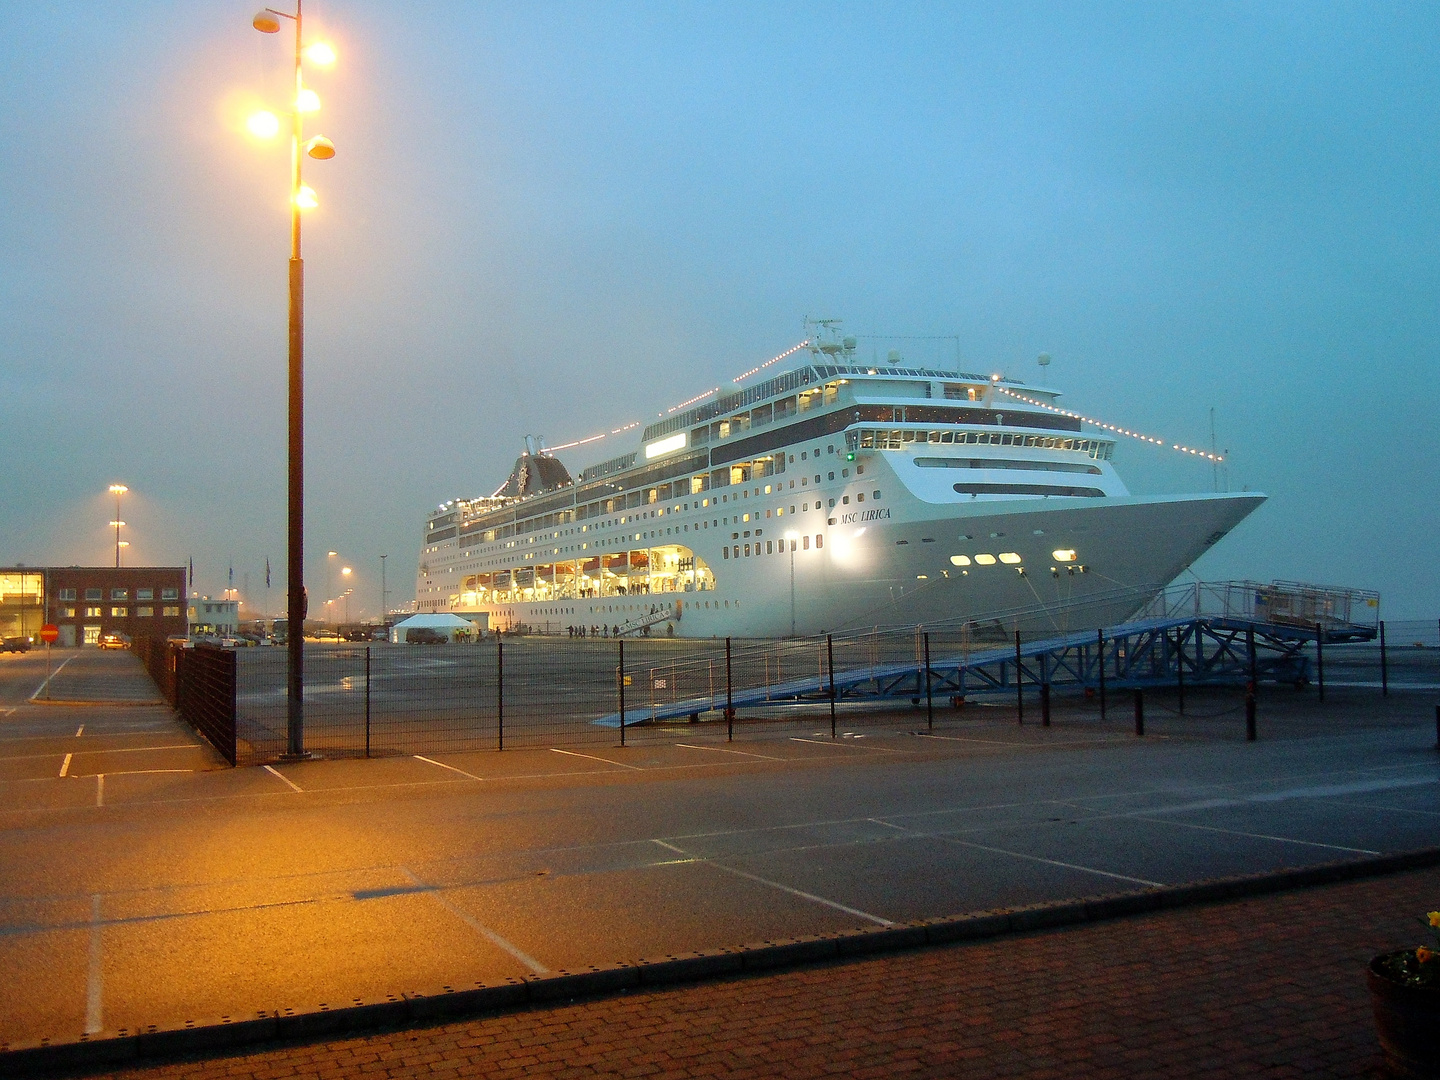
left=305, top=135, right=336, bottom=160
left=252, top=10, right=281, bottom=33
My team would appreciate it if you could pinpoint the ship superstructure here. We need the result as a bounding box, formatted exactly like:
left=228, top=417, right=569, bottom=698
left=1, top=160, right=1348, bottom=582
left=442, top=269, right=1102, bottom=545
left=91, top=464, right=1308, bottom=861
left=416, top=333, right=1262, bottom=637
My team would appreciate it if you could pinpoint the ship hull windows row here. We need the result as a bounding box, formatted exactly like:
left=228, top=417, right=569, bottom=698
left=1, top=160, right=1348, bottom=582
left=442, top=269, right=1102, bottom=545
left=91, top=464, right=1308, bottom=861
left=857, top=429, right=1113, bottom=459
left=452, top=545, right=715, bottom=605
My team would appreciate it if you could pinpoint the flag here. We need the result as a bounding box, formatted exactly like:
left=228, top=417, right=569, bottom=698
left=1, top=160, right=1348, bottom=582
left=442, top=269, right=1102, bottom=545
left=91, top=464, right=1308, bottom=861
left=265, top=558, right=271, bottom=589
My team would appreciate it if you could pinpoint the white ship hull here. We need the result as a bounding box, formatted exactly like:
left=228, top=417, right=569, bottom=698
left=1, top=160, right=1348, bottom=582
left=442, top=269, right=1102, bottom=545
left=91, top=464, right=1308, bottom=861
left=415, top=350, right=1264, bottom=638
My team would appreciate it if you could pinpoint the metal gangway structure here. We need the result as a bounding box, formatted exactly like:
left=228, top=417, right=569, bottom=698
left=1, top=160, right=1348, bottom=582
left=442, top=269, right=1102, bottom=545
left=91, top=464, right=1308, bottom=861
left=595, top=579, right=1380, bottom=727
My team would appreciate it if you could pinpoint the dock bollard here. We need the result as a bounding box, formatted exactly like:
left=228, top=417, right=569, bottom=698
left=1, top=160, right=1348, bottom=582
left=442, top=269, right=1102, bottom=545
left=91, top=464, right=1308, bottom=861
left=1133, top=688, right=1144, bottom=737
left=1041, top=682, right=1051, bottom=727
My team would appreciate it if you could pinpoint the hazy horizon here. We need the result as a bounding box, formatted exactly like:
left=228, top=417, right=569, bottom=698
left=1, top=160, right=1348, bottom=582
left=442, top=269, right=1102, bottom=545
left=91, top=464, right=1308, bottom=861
left=2, top=3, right=1436, bottom=619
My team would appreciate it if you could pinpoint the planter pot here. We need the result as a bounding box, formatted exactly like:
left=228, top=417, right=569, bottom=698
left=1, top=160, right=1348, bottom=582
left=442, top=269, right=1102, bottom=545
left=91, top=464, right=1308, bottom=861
left=1369, top=951, right=1440, bottom=1078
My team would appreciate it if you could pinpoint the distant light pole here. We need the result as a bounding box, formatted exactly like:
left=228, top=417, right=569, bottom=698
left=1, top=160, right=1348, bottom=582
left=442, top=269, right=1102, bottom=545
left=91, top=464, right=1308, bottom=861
left=379, top=554, right=388, bottom=625
left=249, top=1, right=337, bottom=758
left=340, top=566, right=352, bottom=623
left=109, top=484, right=128, bottom=567
left=326, top=551, right=338, bottom=624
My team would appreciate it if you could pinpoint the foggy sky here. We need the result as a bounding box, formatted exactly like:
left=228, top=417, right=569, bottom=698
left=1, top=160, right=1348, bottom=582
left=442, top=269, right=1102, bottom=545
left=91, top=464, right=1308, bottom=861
left=2, top=2, right=1437, bottom=619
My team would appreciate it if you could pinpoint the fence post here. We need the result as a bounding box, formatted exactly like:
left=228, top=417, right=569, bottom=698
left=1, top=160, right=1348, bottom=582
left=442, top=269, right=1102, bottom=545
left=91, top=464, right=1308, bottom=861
left=618, top=638, right=626, bottom=747
left=1098, top=628, right=1106, bottom=720
left=827, top=633, right=837, bottom=739
left=497, top=639, right=504, bottom=751
left=722, top=637, right=733, bottom=740
left=1133, top=687, right=1144, bottom=737
left=1246, top=624, right=1257, bottom=741
left=1380, top=620, right=1388, bottom=697
left=1041, top=681, right=1050, bottom=727
left=1014, top=630, right=1023, bottom=725
left=923, top=631, right=933, bottom=732
left=1315, top=622, right=1324, bottom=702
left=1175, top=631, right=1185, bottom=717
left=365, top=646, right=371, bottom=758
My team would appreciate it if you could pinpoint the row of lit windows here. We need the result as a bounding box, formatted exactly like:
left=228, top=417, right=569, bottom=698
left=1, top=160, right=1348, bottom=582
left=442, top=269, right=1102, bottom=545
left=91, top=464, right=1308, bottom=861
left=723, top=535, right=823, bottom=559
left=60, top=606, right=181, bottom=618
left=57, top=587, right=179, bottom=602
left=855, top=429, right=1113, bottom=460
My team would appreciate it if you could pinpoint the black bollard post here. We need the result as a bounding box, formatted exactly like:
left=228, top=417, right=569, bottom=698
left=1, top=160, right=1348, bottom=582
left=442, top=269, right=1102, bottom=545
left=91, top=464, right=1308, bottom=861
left=365, top=645, right=371, bottom=758
left=496, top=639, right=504, bottom=751
left=618, top=638, right=625, bottom=747
left=1014, top=630, right=1023, bottom=725
left=1315, top=622, right=1324, bottom=703
left=1098, top=628, right=1107, bottom=721
left=1380, top=620, right=1388, bottom=698
left=1133, top=687, right=1144, bottom=737
left=725, top=637, right=733, bottom=741
left=1041, top=682, right=1051, bottom=727
left=923, top=631, right=934, bottom=732
left=1175, top=631, right=1185, bottom=717
left=827, top=634, right=837, bottom=738
left=1246, top=624, right=1258, bottom=742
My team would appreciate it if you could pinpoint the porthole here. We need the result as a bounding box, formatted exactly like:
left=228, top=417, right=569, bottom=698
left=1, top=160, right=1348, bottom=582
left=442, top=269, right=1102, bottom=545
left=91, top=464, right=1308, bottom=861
left=974, top=554, right=997, bottom=565
left=999, top=552, right=1022, bottom=564
left=950, top=555, right=971, bottom=566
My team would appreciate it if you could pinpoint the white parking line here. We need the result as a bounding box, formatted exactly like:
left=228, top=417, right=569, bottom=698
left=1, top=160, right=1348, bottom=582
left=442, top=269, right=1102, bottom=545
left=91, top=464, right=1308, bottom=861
left=75, top=725, right=84, bottom=737
left=263, top=765, right=303, bottom=793
left=705, top=861, right=895, bottom=926
left=550, top=748, right=642, bottom=770
left=59, top=753, right=72, bottom=778
left=0, top=745, right=197, bottom=764
left=675, top=743, right=783, bottom=761
left=414, top=755, right=485, bottom=782
left=789, top=737, right=909, bottom=753
left=940, top=836, right=1165, bottom=887
left=400, top=867, right=549, bottom=975
left=1134, top=815, right=1381, bottom=855
left=96, top=774, right=104, bottom=807
left=86, top=894, right=103, bottom=1034
left=30, top=656, right=73, bottom=700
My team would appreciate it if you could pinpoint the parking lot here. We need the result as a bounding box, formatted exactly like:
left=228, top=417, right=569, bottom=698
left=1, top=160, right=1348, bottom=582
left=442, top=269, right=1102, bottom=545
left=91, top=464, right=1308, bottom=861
left=0, top=646, right=1436, bottom=1055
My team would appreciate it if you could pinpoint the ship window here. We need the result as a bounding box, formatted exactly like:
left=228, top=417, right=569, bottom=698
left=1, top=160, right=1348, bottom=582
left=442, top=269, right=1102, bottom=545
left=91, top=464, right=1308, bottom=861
left=856, top=465, right=864, bottom=475
left=800, top=452, right=807, bottom=461
left=873, top=490, right=881, bottom=499
left=856, top=493, right=864, bottom=502
left=1053, top=549, right=1077, bottom=562
left=999, top=552, right=1022, bottom=564
left=842, top=496, right=849, bottom=505
left=802, top=536, right=809, bottom=550
left=974, top=554, right=997, bottom=565
left=815, top=535, right=823, bottom=548
left=790, top=505, right=796, bottom=513
left=950, top=555, right=972, bottom=566
left=723, top=548, right=729, bottom=559
left=766, top=541, right=773, bottom=554
left=828, top=472, right=834, bottom=481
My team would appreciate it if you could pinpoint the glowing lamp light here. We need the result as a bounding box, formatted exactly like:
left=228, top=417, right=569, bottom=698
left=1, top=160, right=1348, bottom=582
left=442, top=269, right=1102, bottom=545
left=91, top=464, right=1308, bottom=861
left=253, top=10, right=281, bottom=33
left=305, top=41, right=336, bottom=65
left=305, top=135, right=336, bottom=159
left=296, top=87, right=321, bottom=113
left=295, top=184, right=318, bottom=209
left=247, top=110, right=280, bottom=138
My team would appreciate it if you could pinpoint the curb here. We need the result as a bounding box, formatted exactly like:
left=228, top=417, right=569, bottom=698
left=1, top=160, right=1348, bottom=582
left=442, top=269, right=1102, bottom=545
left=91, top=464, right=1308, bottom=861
left=6, top=845, right=1440, bottom=1076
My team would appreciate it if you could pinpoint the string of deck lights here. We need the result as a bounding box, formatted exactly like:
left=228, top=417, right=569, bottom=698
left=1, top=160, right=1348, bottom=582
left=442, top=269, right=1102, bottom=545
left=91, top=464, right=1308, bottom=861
left=541, top=341, right=811, bottom=455
left=992, top=385, right=1224, bottom=462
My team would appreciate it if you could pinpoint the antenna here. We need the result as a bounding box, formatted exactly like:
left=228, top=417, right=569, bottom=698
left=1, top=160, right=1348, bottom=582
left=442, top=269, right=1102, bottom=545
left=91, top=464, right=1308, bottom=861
left=1209, top=408, right=1218, bottom=492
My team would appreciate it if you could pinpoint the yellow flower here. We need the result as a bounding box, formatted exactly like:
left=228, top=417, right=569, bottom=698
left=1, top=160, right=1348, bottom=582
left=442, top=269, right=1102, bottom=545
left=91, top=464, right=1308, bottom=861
left=1419, top=946, right=1436, bottom=964
left=1428, top=911, right=1440, bottom=929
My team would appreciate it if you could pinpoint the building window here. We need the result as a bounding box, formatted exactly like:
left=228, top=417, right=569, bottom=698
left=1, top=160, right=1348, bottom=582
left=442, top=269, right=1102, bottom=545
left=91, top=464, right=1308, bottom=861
left=83, top=626, right=101, bottom=645
left=137, top=588, right=153, bottom=601
left=188, top=606, right=197, bottom=619
left=137, top=606, right=153, bottom=617
left=111, top=589, right=128, bottom=601
left=58, top=588, right=76, bottom=601
left=85, top=589, right=101, bottom=601
left=111, top=607, right=127, bottom=617
left=62, top=606, right=75, bottom=618
left=162, top=587, right=179, bottom=600
left=162, top=606, right=180, bottom=617
left=84, top=606, right=102, bottom=618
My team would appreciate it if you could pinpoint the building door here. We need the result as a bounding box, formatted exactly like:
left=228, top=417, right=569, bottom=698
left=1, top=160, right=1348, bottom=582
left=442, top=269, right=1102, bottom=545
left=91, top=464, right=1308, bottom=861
left=82, top=625, right=101, bottom=645
left=58, top=625, right=77, bottom=647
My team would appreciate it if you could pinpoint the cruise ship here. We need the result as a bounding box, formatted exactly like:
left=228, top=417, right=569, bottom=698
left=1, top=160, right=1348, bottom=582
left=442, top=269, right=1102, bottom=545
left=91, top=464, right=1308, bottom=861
left=415, top=332, right=1263, bottom=637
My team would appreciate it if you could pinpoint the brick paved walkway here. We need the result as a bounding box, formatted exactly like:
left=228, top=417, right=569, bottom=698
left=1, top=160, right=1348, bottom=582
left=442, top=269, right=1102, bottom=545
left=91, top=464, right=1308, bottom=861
left=91, top=865, right=1440, bottom=1079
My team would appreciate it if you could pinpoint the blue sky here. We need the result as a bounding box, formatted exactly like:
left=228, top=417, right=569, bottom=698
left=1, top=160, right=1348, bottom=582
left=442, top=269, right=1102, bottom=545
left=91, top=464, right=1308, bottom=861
left=2, top=2, right=1436, bottom=618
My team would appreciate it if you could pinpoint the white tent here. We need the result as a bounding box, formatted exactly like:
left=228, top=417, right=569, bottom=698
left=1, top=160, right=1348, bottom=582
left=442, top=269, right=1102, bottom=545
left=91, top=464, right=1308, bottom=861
left=389, top=613, right=485, bottom=644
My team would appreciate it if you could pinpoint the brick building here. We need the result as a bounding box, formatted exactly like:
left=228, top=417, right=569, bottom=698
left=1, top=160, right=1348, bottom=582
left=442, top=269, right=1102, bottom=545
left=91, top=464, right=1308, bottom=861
left=0, top=567, right=189, bottom=647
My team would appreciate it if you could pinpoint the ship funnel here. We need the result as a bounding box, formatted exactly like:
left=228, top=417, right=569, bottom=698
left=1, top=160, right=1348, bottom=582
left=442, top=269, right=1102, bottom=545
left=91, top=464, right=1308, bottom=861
left=523, top=434, right=540, bottom=456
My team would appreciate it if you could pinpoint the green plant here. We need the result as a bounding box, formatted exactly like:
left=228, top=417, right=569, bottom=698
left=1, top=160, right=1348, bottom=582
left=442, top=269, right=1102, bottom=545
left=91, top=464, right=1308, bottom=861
left=1376, top=910, right=1440, bottom=989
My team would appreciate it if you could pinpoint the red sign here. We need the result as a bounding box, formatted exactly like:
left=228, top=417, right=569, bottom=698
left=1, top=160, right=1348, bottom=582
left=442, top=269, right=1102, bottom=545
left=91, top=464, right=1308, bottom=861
left=39, top=624, right=58, bottom=645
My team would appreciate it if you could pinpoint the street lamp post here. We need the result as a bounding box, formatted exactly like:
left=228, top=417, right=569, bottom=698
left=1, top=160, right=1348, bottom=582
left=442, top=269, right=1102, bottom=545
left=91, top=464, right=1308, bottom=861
left=379, top=554, right=388, bottom=627
left=250, top=2, right=337, bottom=758
left=109, top=484, right=128, bottom=567
left=784, top=531, right=798, bottom=637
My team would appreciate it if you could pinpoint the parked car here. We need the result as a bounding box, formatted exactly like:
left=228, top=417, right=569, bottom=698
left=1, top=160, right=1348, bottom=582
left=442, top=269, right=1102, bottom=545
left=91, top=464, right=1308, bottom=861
left=1, top=636, right=32, bottom=653
left=97, top=632, right=130, bottom=650
left=404, top=627, right=448, bottom=645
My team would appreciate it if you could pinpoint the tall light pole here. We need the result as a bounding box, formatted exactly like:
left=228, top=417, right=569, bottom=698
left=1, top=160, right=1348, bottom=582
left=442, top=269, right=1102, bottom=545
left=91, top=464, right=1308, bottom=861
left=326, top=551, right=338, bottom=622
left=250, top=3, right=337, bottom=758
left=379, top=554, right=388, bottom=626
left=109, top=484, right=128, bottom=567
left=784, top=531, right=798, bottom=637
left=340, top=566, right=352, bottom=624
